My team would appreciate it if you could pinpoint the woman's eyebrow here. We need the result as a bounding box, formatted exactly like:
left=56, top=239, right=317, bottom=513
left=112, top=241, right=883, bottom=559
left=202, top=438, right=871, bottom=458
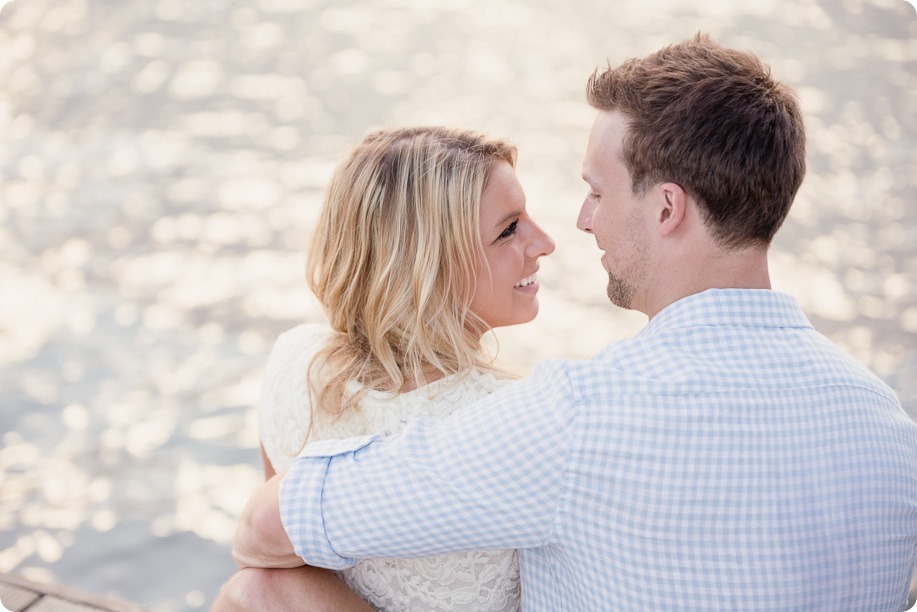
left=492, top=210, right=522, bottom=229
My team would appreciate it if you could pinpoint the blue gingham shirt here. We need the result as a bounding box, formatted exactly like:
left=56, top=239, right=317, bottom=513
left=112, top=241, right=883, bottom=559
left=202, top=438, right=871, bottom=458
left=280, top=289, right=917, bottom=610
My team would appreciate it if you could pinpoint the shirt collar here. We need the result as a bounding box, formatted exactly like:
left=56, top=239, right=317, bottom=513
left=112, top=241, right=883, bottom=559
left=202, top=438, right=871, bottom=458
left=639, top=288, right=813, bottom=337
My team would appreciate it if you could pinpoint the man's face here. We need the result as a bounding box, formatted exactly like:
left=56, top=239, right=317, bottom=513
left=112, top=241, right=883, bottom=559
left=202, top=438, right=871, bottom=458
left=577, top=111, right=651, bottom=312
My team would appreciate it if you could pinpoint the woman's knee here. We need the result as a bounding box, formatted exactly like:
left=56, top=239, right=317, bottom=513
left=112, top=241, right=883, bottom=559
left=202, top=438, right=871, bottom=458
left=215, top=567, right=275, bottom=610
left=214, top=566, right=371, bottom=611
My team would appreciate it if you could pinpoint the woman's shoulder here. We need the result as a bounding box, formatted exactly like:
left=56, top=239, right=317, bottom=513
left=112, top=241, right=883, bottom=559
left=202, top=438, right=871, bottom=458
left=356, top=369, right=510, bottom=435
left=261, top=323, right=332, bottom=377
left=259, top=323, right=333, bottom=470
left=260, top=322, right=333, bottom=413
left=271, top=322, right=330, bottom=357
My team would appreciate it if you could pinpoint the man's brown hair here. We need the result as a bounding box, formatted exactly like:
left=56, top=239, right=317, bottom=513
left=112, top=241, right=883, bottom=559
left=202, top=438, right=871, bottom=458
left=586, top=33, right=806, bottom=248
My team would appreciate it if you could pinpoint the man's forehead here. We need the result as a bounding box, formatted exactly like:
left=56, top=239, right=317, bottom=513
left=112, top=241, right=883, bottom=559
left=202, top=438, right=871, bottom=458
left=592, top=110, right=628, bottom=141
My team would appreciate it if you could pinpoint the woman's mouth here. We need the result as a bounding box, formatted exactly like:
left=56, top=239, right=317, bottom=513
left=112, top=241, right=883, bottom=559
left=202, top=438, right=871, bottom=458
left=514, top=273, right=538, bottom=290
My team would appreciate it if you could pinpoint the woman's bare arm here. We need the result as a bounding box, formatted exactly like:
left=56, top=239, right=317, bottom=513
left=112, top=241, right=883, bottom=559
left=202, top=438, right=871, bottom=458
left=233, top=473, right=301, bottom=569
left=260, top=443, right=276, bottom=480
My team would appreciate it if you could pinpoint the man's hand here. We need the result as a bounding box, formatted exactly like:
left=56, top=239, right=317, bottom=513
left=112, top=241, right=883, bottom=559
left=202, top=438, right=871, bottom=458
left=233, top=472, right=304, bottom=569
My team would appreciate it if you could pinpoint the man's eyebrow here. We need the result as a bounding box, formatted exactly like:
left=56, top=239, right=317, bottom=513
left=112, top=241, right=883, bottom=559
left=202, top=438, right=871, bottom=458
left=582, top=173, right=595, bottom=185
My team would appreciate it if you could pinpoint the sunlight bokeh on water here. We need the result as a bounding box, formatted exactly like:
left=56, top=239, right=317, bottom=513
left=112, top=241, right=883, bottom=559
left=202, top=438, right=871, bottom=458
left=1, top=0, right=914, bottom=609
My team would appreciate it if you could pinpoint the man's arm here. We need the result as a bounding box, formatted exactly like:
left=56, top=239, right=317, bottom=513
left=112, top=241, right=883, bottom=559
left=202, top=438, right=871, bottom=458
left=275, top=361, right=576, bottom=567
left=233, top=473, right=302, bottom=569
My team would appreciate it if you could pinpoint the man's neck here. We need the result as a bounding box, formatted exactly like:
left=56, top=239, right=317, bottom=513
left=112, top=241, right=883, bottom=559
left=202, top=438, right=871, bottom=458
left=643, top=244, right=771, bottom=319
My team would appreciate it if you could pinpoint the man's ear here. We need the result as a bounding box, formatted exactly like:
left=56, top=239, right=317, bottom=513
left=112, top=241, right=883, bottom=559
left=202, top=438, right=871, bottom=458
left=656, top=182, right=687, bottom=237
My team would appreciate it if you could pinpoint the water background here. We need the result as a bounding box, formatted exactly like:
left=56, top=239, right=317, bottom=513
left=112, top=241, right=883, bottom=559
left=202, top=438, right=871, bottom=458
left=1, top=0, right=915, bottom=609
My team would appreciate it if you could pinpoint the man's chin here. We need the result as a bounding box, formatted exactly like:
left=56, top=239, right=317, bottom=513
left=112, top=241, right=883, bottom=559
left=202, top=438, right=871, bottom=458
left=606, top=278, right=633, bottom=310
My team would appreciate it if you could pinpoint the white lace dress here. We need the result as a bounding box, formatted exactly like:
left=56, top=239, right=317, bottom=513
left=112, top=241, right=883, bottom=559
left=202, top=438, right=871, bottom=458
left=258, top=324, right=521, bottom=611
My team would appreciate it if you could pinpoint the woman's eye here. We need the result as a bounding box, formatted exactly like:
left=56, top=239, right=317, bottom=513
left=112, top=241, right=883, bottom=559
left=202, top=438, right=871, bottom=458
left=496, top=220, right=518, bottom=241
left=589, top=192, right=600, bottom=201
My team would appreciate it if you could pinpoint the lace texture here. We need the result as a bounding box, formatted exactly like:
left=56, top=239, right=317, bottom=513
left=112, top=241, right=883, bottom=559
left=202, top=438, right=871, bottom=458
left=259, top=324, right=521, bottom=612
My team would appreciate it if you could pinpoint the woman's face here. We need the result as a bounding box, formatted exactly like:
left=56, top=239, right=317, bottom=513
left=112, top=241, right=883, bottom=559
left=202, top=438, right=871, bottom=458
left=470, top=161, right=555, bottom=330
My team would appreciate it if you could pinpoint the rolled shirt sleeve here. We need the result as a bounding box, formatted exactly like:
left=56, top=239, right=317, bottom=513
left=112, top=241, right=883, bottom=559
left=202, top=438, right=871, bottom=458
left=279, top=434, right=379, bottom=569
left=278, top=359, right=575, bottom=568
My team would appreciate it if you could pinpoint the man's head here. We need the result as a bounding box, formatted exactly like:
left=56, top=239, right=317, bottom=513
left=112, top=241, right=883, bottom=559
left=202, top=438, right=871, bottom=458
left=584, top=33, right=806, bottom=250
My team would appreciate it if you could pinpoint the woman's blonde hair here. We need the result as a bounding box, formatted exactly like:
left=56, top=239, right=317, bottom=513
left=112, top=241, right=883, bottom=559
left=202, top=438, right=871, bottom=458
left=306, top=126, right=517, bottom=423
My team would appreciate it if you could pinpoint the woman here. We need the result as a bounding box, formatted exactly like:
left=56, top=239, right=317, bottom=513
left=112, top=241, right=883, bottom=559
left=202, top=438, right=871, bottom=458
left=257, top=126, right=554, bottom=610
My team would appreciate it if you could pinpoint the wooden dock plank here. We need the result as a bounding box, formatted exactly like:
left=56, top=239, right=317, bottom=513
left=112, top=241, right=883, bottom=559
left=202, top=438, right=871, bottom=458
left=0, top=574, right=145, bottom=612
left=0, top=580, right=41, bottom=612
left=26, top=597, right=105, bottom=612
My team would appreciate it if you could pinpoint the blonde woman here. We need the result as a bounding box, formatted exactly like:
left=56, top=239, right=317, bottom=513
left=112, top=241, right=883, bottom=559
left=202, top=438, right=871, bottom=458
left=253, top=127, right=554, bottom=610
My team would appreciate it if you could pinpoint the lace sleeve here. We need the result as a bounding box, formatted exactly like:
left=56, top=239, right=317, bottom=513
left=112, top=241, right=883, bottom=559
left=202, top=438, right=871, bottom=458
left=258, top=324, right=329, bottom=474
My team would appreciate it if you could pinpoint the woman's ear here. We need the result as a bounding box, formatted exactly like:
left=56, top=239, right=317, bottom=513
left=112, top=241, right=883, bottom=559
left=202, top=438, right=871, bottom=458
left=656, top=182, right=687, bottom=237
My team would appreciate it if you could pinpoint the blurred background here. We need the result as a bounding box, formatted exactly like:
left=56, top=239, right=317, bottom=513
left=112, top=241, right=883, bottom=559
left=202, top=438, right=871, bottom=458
left=0, top=0, right=914, bottom=609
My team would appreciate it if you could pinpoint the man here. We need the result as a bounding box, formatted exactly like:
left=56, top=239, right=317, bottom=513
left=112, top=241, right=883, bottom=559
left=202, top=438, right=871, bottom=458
left=220, top=34, right=917, bottom=610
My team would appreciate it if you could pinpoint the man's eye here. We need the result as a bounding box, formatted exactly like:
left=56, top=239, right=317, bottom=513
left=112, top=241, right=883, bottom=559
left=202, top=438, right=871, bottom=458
left=497, top=220, right=518, bottom=241
left=589, top=192, right=600, bottom=201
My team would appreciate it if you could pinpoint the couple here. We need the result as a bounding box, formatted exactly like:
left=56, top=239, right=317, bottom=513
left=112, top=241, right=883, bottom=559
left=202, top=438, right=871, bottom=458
left=217, top=35, right=917, bottom=610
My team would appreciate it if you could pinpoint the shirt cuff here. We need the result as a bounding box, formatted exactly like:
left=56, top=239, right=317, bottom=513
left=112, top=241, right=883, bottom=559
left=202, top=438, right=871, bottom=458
left=278, top=434, right=378, bottom=570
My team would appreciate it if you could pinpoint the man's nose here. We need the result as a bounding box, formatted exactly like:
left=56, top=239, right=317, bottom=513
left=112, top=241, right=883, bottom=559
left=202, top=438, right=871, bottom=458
left=577, top=199, right=595, bottom=233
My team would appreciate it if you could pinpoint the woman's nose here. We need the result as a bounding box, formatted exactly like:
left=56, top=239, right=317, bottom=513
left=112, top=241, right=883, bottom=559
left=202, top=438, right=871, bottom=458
left=528, top=222, right=555, bottom=258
